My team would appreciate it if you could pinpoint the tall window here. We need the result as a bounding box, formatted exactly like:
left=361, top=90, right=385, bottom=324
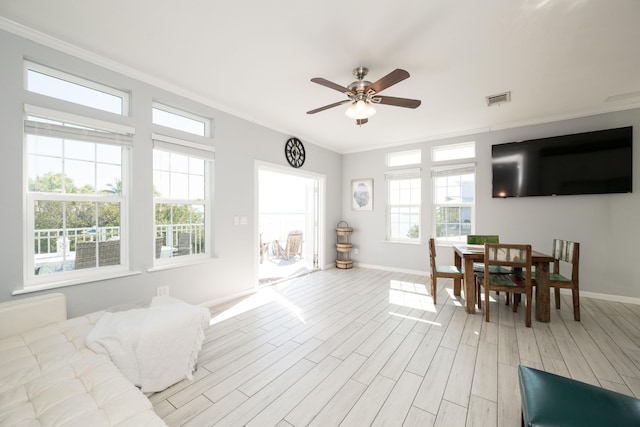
left=386, top=149, right=421, bottom=242
left=25, top=108, right=132, bottom=283
left=431, top=142, right=475, bottom=244
left=153, top=134, right=213, bottom=263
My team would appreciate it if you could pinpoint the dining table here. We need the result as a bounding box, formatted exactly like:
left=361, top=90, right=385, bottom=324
left=452, top=244, right=555, bottom=322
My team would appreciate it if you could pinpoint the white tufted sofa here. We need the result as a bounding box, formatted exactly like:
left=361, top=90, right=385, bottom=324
left=0, top=293, right=166, bottom=426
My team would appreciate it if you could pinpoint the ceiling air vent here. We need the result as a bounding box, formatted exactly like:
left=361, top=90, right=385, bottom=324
left=486, top=91, right=511, bottom=107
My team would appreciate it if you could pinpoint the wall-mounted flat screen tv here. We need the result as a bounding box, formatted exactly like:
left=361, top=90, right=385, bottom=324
left=492, top=126, right=633, bottom=198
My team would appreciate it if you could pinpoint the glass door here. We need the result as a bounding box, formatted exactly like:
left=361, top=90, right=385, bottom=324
left=257, top=166, right=322, bottom=286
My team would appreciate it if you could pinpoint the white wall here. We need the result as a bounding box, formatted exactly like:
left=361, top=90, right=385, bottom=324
left=2, top=27, right=638, bottom=315
left=0, top=29, right=343, bottom=317
left=343, top=108, right=640, bottom=300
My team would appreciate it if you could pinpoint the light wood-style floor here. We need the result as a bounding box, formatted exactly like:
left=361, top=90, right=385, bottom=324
left=150, top=267, right=640, bottom=426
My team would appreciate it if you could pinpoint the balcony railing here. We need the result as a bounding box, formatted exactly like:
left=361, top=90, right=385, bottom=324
left=34, top=224, right=205, bottom=256
left=34, top=224, right=205, bottom=276
left=34, top=226, right=121, bottom=255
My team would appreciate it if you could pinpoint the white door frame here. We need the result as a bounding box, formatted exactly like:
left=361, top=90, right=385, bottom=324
left=254, top=160, right=326, bottom=286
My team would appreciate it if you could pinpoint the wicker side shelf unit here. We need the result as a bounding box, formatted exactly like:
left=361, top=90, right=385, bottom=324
left=336, top=220, right=353, bottom=269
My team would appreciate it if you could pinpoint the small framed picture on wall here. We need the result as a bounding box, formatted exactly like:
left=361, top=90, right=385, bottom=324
left=352, top=178, right=373, bottom=210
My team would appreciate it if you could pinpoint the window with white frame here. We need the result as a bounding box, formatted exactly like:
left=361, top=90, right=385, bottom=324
left=25, top=107, right=133, bottom=283
left=431, top=141, right=475, bottom=162
left=153, top=133, right=213, bottom=262
left=386, top=149, right=421, bottom=168
left=152, top=102, right=210, bottom=137
left=25, top=61, right=129, bottom=115
left=386, top=168, right=421, bottom=241
left=431, top=141, right=476, bottom=244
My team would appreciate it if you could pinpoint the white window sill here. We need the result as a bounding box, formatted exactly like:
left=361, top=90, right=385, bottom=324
left=434, top=240, right=466, bottom=248
left=13, top=270, right=142, bottom=295
left=382, top=240, right=424, bottom=246
left=147, top=255, right=216, bottom=273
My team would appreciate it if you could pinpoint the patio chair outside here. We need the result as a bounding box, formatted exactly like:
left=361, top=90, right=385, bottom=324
left=274, top=230, right=303, bottom=260
left=175, top=233, right=193, bottom=256
left=75, top=240, right=120, bottom=269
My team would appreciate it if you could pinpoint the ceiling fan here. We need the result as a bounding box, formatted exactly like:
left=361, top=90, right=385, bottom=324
left=307, top=67, right=421, bottom=125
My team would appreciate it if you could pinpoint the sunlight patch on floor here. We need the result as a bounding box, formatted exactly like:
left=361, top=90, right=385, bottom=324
left=389, top=311, right=441, bottom=326
left=388, top=279, right=437, bottom=312
left=210, top=288, right=304, bottom=326
left=445, top=286, right=464, bottom=307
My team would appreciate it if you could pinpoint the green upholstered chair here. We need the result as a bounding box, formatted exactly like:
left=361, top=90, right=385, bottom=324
left=519, top=365, right=640, bottom=426
left=476, top=243, right=533, bottom=326
left=466, top=234, right=500, bottom=245
left=428, top=238, right=463, bottom=305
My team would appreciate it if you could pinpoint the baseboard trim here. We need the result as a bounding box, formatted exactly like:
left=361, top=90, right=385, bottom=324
left=355, top=264, right=640, bottom=305
left=558, top=288, right=640, bottom=306
left=198, top=268, right=640, bottom=308
left=354, top=263, right=428, bottom=277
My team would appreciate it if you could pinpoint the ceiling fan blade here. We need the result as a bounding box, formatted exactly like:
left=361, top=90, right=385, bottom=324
left=306, top=99, right=351, bottom=114
left=372, top=95, right=421, bottom=109
left=366, top=69, right=410, bottom=95
left=356, top=118, right=368, bottom=126
left=310, top=77, right=355, bottom=96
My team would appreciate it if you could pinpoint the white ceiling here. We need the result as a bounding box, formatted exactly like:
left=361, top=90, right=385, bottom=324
left=2, top=1, right=640, bottom=154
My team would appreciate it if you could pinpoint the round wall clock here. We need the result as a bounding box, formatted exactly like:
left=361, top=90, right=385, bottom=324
left=285, top=137, right=306, bottom=168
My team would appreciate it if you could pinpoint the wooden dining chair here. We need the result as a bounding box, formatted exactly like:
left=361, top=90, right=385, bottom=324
left=513, top=239, right=581, bottom=320
left=467, top=235, right=507, bottom=272
left=467, top=234, right=509, bottom=303
left=429, top=238, right=464, bottom=304
left=476, top=243, right=533, bottom=327
left=549, top=239, right=580, bottom=321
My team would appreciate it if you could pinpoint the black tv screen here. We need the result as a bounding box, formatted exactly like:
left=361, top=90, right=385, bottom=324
left=492, top=126, right=633, bottom=198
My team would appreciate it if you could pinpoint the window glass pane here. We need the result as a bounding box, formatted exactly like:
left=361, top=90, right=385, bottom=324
left=97, top=144, right=121, bottom=165
left=155, top=203, right=206, bottom=258
left=28, top=135, right=62, bottom=157
left=154, top=149, right=171, bottom=171
left=65, top=139, right=95, bottom=161
left=171, top=153, right=189, bottom=174
left=171, top=172, right=189, bottom=199
left=154, top=170, right=170, bottom=198
left=434, top=205, right=472, bottom=243
left=152, top=106, right=207, bottom=137
left=98, top=202, right=121, bottom=238
left=190, top=175, right=205, bottom=200
left=26, top=69, right=124, bottom=115
left=34, top=200, right=68, bottom=275
left=66, top=159, right=95, bottom=191
left=432, top=142, right=475, bottom=162
left=386, top=150, right=421, bottom=167
left=190, top=157, right=205, bottom=176
left=461, top=173, right=475, bottom=202
left=29, top=133, right=123, bottom=196
left=97, top=165, right=122, bottom=194
left=33, top=200, right=122, bottom=275
left=28, top=157, right=63, bottom=192
left=461, top=206, right=472, bottom=223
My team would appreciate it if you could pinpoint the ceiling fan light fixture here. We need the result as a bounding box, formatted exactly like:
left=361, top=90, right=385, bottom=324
left=345, top=100, right=376, bottom=120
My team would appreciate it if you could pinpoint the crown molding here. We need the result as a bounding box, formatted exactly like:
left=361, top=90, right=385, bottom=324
left=0, top=16, right=253, bottom=122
